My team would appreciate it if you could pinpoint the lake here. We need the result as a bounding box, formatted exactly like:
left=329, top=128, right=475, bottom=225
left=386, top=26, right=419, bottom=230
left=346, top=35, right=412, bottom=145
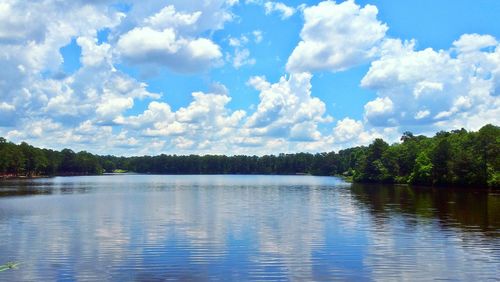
left=0, top=175, right=499, bottom=281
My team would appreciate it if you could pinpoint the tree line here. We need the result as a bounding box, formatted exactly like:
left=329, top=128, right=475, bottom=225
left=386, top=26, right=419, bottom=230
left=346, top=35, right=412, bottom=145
left=1, top=124, right=498, bottom=187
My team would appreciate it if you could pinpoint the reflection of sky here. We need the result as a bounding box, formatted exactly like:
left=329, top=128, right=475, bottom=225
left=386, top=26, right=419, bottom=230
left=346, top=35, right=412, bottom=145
left=363, top=216, right=500, bottom=281
left=0, top=175, right=498, bottom=281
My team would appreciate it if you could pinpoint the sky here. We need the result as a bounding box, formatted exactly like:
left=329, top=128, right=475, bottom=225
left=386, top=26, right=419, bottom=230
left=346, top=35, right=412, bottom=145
left=0, top=0, right=499, bottom=156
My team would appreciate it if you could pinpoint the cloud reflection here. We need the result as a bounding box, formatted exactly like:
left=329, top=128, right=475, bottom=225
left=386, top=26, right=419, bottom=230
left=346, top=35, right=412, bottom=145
left=0, top=176, right=498, bottom=280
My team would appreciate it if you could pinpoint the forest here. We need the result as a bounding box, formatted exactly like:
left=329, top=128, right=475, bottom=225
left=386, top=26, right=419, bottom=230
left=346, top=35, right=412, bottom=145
left=0, top=124, right=498, bottom=187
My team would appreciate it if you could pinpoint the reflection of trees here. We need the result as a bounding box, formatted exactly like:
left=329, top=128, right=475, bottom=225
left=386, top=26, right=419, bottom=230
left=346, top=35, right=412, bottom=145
left=0, top=181, right=53, bottom=197
left=0, top=180, right=98, bottom=197
left=349, top=183, right=500, bottom=235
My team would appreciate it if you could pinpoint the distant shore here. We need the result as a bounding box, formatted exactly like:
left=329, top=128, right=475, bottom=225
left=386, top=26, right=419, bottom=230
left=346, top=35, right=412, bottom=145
left=1, top=124, right=498, bottom=188
left=0, top=175, right=50, bottom=180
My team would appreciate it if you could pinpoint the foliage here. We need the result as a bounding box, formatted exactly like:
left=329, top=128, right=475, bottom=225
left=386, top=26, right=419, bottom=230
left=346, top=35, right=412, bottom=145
left=0, top=125, right=498, bottom=187
left=353, top=125, right=499, bottom=187
left=0, top=262, right=21, bottom=272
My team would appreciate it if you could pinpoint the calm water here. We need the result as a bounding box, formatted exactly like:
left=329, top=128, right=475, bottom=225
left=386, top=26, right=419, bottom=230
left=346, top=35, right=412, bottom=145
left=0, top=175, right=498, bottom=281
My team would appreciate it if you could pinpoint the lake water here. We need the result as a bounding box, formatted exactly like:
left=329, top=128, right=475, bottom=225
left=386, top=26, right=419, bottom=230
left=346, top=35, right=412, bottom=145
left=0, top=175, right=499, bottom=281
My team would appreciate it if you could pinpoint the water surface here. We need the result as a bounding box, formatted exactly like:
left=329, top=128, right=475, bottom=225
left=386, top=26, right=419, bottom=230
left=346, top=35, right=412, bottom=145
left=0, top=175, right=498, bottom=281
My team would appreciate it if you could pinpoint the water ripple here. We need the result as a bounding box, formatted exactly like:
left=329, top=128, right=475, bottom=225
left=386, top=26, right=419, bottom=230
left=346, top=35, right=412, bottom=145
left=0, top=175, right=498, bottom=281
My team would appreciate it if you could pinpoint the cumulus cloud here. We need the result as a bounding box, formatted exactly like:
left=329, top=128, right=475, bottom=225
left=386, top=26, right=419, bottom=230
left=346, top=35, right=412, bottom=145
left=117, top=28, right=222, bottom=73
left=232, top=49, right=256, bottom=68
left=143, top=5, right=202, bottom=32
left=0, top=1, right=45, bottom=44
left=102, top=70, right=403, bottom=154
left=0, top=0, right=253, bottom=155
left=415, top=110, right=430, bottom=120
left=264, top=2, right=296, bottom=19
left=246, top=73, right=332, bottom=141
left=118, top=0, right=237, bottom=36
left=77, top=36, right=113, bottom=68
left=286, top=0, right=388, bottom=72
left=117, top=90, right=246, bottom=152
left=165, top=0, right=238, bottom=32
left=363, top=97, right=395, bottom=126
left=0, top=0, right=128, bottom=129
left=0, top=1, right=122, bottom=93
left=0, top=102, right=16, bottom=126
left=1, top=0, right=498, bottom=156
left=38, top=33, right=160, bottom=126
left=331, top=117, right=402, bottom=149
left=333, top=118, right=364, bottom=143
left=361, top=35, right=500, bottom=130
left=452, top=33, right=497, bottom=53
left=227, top=33, right=257, bottom=68
left=0, top=1, right=161, bottom=149
left=115, top=101, right=174, bottom=129
left=228, top=35, right=249, bottom=47
left=117, top=5, right=223, bottom=73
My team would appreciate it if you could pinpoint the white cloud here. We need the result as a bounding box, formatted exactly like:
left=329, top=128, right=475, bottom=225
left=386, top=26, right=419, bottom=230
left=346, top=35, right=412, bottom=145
left=0, top=11, right=160, bottom=133
left=0, top=102, right=15, bottom=111
left=253, top=30, right=263, bottom=43
left=36, top=50, right=161, bottom=126
left=119, top=0, right=236, bottom=36
left=96, top=96, right=134, bottom=121
left=0, top=0, right=130, bottom=132
left=233, top=49, right=256, bottom=68
left=118, top=27, right=179, bottom=56
left=330, top=119, right=400, bottom=149
left=245, top=73, right=332, bottom=141
left=115, top=101, right=174, bottom=129
left=264, top=2, right=296, bottom=19
left=290, top=122, right=321, bottom=141
left=333, top=118, right=363, bottom=143
left=414, top=110, right=430, bottom=120
left=452, top=33, right=497, bottom=53
left=0, top=102, right=16, bottom=126
left=0, top=1, right=123, bottom=101
left=361, top=35, right=500, bottom=130
left=226, top=0, right=240, bottom=6
left=247, top=76, right=271, bottom=90
left=229, top=38, right=241, bottom=47
left=144, top=5, right=202, bottom=32
left=117, top=5, right=223, bottom=73
left=228, top=35, right=249, bottom=47
left=77, top=36, right=113, bottom=68
left=0, top=1, right=44, bottom=44
left=117, top=90, right=246, bottom=152
left=227, top=34, right=256, bottom=69
left=0, top=1, right=253, bottom=155
left=1, top=0, right=498, bottom=156
left=287, top=0, right=388, bottom=73
left=363, top=97, right=395, bottom=126
left=165, top=0, right=237, bottom=32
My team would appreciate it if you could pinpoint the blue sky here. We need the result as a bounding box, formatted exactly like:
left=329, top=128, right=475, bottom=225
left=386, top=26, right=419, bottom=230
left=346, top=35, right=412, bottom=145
left=0, top=0, right=499, bottom=155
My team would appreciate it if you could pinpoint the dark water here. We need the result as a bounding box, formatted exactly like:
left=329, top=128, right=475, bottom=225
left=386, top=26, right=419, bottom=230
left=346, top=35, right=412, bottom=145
left=0, top=175, right=498, bottom=281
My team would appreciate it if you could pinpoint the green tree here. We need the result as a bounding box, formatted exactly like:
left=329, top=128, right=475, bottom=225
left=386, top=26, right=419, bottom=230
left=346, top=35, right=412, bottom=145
left=477, top=124, right=500, bottom=187
left=431, top=137, right=451, bottom=185
left=355, top=139, right=392, bottom=183
left=409, top=152, right=433, bottom=185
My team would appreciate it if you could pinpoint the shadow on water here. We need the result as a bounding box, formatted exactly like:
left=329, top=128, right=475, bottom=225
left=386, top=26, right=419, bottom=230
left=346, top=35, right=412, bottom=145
left=0, top=180, right=54, bottom=197
left=349, top=183, right=500, bottom=236
left=0, top=180, right=98, bottom=197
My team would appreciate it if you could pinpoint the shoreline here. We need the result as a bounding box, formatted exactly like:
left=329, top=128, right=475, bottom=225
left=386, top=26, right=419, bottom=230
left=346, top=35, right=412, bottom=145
left=1, top=174, right=495, bottom=190
left=0, top=173, right=100, bottom=180
left=0, top=175, right=51, bottom=180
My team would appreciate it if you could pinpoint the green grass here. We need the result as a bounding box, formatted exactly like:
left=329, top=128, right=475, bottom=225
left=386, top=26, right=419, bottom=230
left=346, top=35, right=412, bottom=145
left=0, top=262, right=21, bottom=272
left=112, top=169, right=128, bottom=173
